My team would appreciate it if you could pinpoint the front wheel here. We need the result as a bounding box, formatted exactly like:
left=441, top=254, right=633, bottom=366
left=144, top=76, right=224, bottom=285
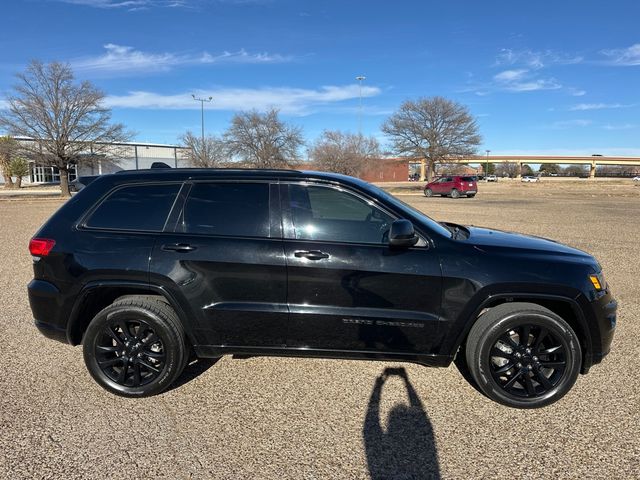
left=465, top=302, right=581, bottom=408
left=424, top=188, right=433, bottom=197
left=83, top=296, right=188, bottom=397
left=450, top=188, right=460, bottom=199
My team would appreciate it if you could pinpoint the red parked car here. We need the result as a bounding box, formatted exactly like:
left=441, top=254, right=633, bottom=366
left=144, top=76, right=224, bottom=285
left=424, top=175, right=477, bottom=198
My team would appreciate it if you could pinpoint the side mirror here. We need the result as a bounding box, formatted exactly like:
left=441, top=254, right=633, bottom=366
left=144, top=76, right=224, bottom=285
left=389, top=219, right=419, bottom=248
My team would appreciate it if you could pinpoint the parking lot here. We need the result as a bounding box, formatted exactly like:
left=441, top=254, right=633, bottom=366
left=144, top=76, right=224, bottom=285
left=1, top=181, right=638, bottom=479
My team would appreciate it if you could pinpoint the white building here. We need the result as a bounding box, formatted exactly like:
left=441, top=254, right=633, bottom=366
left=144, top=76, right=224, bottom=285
left=5, top=138, right=192, bottom=185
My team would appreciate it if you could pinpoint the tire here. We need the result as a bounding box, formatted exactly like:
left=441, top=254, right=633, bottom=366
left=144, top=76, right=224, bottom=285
left=450, top=188, right=460, bottom=199
left=465, top=302, right=581, bottom=408
left=424, top=188, right=433, bottom=197
left=467, top=194, right=476, bottom=198
left=83, top=296, right=188, bottom=397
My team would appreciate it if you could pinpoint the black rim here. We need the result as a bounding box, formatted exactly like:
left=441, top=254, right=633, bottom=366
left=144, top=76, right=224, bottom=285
left=95, top=319, right=166, bottom=388
left=489, top=324, right=567, bottom=398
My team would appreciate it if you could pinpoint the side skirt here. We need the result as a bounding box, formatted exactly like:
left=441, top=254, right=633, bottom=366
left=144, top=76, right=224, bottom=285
left=193, top=345, right=453, bottom=368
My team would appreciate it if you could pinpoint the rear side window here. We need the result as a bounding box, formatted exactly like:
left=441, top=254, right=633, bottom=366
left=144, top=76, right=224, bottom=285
left=181, top=183, right=270, bottom=237
left=86, top=183, right=180, bottom=231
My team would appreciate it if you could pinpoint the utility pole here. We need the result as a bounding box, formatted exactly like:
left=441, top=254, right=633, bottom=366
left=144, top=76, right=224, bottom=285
left=485, top=149, right=491, bottom=181
left=192, top=94, right=213, bottom=160
left=355, top=76, right=366, bottom=135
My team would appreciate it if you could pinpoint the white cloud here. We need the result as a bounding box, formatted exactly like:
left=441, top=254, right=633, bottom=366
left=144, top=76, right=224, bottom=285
left=600, top=44, right=640, bottom=66
left=103, top=84, right=382, bottom=115
left=0, top=99, right=8, bottom=110
left=56, top=0, right=179, bottom=7
left=547, top=119, right=592, bottom=129
left=493, top=69, right=527, bottom=82
left=72, top=44, right=292, bottom=75
left=569, top=88, right=587, bottom=97
left=570, top=103, right=635, bottom=111
left=602, top=124, right=638, bottom=131
left=495, top=48, right=583, bottom=69
left=492, top=68, right=562, bottom=92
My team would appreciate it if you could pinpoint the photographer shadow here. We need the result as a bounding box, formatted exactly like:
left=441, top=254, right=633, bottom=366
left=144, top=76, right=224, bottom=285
left=363, top=367, right=440, bottom=480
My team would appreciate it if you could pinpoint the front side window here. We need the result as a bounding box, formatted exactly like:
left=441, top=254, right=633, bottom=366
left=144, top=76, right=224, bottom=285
left=289, top=184, right=394, bottom=244
left=181, top=182, right=270, bottom=238
left=86, top=183, right=180, bottom=231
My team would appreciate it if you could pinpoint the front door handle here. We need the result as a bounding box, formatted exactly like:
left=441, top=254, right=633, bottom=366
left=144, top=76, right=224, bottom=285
left=294, top=250, right=330, bottom=260
left=161, top=243, right=197, bottom=253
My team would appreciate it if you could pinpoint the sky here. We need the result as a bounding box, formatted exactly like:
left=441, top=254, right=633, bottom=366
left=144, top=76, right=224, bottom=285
left=1, top=0, right=639, bottom=156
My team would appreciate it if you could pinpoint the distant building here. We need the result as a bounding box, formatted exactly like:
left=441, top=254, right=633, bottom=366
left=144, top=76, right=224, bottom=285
left=1, top=137, right=191, bottom=185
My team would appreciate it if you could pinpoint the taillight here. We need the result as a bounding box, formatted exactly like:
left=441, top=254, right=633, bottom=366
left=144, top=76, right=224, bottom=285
left=29, top=238, right=56, bottom=257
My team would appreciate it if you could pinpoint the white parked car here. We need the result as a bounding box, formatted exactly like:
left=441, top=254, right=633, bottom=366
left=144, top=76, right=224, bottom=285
left=521, top=176, right=540, bottom=183
left=633, top=176, right=640, bottom=183
left=486, top=174, right=498, bottom=182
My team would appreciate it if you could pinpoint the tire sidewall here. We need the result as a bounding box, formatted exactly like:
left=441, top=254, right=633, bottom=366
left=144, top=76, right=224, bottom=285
left=451, top=189, right=460, bottom=198
left=83, top=305, right=183, bottom=397
left=473, top=312, right=581, bottom=408
left=424, top=188, right=433, bottom=197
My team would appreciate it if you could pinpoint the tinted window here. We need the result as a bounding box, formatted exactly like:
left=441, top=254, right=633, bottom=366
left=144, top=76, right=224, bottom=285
left=289, top=184, right=394, bottom=244
left=461, top=176, right=475, bottom=182
left=86, top=183, right=180, bottom=231
left=181, top=183, right=269, bottom=237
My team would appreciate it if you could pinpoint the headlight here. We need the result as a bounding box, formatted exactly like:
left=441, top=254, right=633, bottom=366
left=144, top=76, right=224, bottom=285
left=589, top=272, right=606, bottom=291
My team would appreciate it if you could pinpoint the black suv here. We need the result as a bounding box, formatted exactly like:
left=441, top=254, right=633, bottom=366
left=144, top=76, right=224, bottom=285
left=28, top=169, right=617, bottom=408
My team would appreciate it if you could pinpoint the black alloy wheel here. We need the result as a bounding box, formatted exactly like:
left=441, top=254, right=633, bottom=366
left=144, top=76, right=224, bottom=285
left=465, top=302, right=581, bottom=408
left=95, top=319, right=166, bottom=388
left=83, top=296, right=188, bottom=397
left=489, top=324, right=567, bottom=398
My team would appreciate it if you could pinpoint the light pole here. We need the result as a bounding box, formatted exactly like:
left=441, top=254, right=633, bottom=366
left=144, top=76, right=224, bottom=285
left=192, top=94, right=213, bottom=148
left=485, top=149, right=491, bottom=181
left=355, top=75, right=366, bottom=135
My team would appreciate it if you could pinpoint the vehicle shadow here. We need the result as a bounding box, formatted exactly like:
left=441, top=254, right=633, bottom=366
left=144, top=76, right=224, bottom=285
left=166, top=357, right=220, bottom=392
left=363, top=367, right=440, bottom=480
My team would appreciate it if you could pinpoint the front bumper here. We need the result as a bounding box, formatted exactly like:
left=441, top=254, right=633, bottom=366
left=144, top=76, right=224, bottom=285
left=581, top=289, right=617, bottom=371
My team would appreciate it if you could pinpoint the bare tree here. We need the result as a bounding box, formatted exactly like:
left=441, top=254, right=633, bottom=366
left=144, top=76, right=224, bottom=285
left=495, top=162, right=520, bottom=178
left=382, top=96, right=482, bottom=181
left=224, top=109, right=304, bottom=168
left=0, top=136, right=18, bottom=188
left=0, top=61, right=131, bottom=196
left=180, top=131, right=227, bottom=168
left=309, top=130, right=380, bottom=177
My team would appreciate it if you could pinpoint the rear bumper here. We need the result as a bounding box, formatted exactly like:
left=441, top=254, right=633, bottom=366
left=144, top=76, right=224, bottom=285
left=28, top=279, right=70, bottom=344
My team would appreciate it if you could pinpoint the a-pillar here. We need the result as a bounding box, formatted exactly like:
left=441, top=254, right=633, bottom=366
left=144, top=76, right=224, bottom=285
left=516, top=162, right=523, bottom=179
left=420, top=159, right=426, bottom=181
left=589, top=162, right=596, bottom=179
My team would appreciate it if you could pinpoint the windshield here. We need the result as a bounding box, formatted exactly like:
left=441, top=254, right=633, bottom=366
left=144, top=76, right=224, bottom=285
left=363, top=183, right=452, bottom=238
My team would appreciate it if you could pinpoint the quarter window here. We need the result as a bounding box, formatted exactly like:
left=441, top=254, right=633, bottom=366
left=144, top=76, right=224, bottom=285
left=86, top=183, right=180, bottom=231
left=181, top=183, right=270, bottom=237
left=289, top=184, right=394, bottom=244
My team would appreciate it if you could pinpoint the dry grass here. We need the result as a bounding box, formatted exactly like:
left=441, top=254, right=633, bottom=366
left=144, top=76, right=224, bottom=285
left=0, top=183, right=638, bottom=479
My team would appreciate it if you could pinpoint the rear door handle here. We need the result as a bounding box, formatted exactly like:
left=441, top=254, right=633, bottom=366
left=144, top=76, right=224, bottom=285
left=294, top=250, right=330, bottom=260
left=161, top=243, right=197, bottom=253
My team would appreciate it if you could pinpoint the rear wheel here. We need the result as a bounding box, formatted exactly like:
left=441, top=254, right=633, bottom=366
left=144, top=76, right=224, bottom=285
left=424, top=188, right=433, bottom=197
left=450, top=188, right=460, bottom=199
left=465, top=302, right=581, bottom=408
left=467, top=194, right=476, bottom=198
left=83, top=296, right=188, bottom=397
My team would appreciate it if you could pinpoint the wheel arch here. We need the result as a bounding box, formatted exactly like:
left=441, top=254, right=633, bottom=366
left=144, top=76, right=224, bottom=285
left=66, top=281, right=196, bottom=347
left=450, top=293, right=593, bottom=374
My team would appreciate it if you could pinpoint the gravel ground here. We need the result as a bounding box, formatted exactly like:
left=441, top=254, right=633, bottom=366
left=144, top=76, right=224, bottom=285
left=0, top=182, right=639, bottom=479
